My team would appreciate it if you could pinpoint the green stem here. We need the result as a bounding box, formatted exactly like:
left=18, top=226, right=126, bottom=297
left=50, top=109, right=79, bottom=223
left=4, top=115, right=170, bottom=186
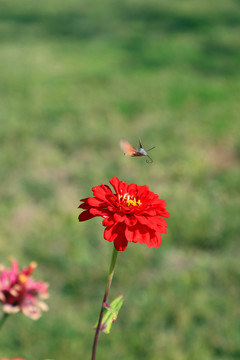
left=0, top=313, right=9, bottom=330
left=91, top=246, right=118, bottom=360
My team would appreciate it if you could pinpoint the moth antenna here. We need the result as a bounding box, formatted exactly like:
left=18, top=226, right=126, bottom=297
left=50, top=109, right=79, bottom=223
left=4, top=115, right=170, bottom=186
left=146, top=155, right=153, bottom=164
left=147, top=146, right=155, bottom=152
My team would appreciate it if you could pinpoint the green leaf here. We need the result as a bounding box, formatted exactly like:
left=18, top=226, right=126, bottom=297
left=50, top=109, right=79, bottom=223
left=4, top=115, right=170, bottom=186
left=95, top=295, right=124, bottom=334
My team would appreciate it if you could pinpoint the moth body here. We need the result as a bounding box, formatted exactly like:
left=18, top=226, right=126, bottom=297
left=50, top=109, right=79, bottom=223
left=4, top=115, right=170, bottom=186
left=120, top=138, right=155, bottom=163
left=135, top=147, right=148, bottom=156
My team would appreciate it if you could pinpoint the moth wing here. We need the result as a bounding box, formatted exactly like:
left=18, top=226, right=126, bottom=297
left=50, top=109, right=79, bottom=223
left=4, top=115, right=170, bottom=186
left=120, top=138, right=137, bottom=156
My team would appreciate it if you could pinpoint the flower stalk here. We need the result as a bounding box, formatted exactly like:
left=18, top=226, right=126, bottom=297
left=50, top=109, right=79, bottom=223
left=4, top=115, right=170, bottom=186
left=91, top=246, right=118, bottom=360
left=0, top=312, right=9, bottom=330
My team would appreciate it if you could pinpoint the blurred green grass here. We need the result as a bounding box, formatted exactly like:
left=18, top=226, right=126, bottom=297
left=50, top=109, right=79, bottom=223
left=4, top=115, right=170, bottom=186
left=0, top=0, right=240, bottom=359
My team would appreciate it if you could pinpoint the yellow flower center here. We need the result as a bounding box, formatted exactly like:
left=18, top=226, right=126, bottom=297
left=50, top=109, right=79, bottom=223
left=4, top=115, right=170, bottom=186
left=126, top=199, right=142, bottom=207
left=19, top=274, right=27, bottom=283
left=119, top=193, right=142, bottom=208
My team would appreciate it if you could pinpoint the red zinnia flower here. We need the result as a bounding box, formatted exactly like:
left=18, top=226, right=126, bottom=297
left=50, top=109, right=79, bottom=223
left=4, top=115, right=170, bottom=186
left=0, top=260, right=49, bottom=320
left=78, top=176, right=170, bottom=251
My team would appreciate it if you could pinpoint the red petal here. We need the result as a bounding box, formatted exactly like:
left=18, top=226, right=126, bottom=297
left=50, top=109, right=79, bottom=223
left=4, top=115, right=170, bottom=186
left=114, top=235, right=128, bottom=251
left=87, top=197, right=107, bottom=207
left=140, top=192, right=157, bottom=207
left=125, top=224, right=150, bottom=244
left=147, top=231, right=162, bottom=248
left=80, top=197, right=91, bottom=202
left=156, top=207, right=170, bottom=218
left=102, top=217, right=114, bottom=227
left=136, top=215, right=167, bottom=232
left=110, top=176, right=128, bottom=196
left=125, top=223, right=162, bottom=248
left=125, top=215, right=137, bottom=226
left=78, top=198, right=91, bottom=209
left=78, top=203, right=90, bottom=209
left=109, top=176, right=120, bottom=192
left=137, top=185, right=150, bottom=197
left=90, top=208, right=111, bottom=217
left=113, top=222, right=128, bottom=251
left=128, top=183, right=138, bottom=195
left=152, top=198, right=167, bottom=207
left=104, top=225, right=116, bottom=242
left=104, top=222, right=128, bottom=251
left=92, top=184, right=113, bottom=201
left=114, top=213, right=126, bottom=222
left=78, top=210, right=95, bottom=222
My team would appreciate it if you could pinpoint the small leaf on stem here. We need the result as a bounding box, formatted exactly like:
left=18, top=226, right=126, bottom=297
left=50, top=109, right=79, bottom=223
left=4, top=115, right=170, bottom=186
left=94, top=295, right=124, bottom=334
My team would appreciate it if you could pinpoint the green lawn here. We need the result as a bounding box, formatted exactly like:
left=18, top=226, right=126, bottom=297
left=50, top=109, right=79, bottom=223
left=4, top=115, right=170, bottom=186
left=0, top=0, right=240, bottom=359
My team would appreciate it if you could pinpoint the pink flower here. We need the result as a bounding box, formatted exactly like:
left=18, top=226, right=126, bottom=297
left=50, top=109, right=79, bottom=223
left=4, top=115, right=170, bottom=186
left=0, top=358, right=26, bottom=360
left=0, top=260, right=49, bottom=320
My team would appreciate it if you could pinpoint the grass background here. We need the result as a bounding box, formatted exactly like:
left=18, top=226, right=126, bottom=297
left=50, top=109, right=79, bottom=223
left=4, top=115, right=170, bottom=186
left=0, top=0, right=240, bottom=359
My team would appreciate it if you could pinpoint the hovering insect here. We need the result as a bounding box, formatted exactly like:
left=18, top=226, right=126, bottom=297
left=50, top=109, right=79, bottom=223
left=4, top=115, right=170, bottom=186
left=120, top=138, right=155, bottom=163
